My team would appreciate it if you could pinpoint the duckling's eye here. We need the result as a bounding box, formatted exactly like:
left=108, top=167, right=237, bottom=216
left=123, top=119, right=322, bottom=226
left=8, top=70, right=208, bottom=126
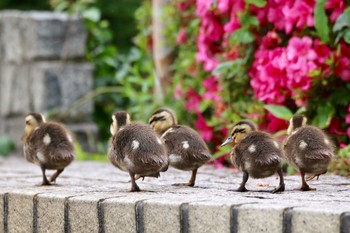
left=25, top=121, right=30, bottom=125
left=233, top=128, right=245, bottom=134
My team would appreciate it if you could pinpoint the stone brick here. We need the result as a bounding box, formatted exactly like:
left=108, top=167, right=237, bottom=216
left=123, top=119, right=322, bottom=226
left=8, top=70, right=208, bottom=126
left=103, top=194, right=160, bottom=233
left=0, top=63, right=31, bottom=116
left=188, top=201, right=231, bottom=233
left=36, top=194, right=66, bottom=233
left=0, top=116, right=25, bottom=149
left=236, top=203, right=289, bottom=233
left=29, top=61, right=93, bottom=117
left=0, top=193, right=5, bottom=233
left=0, top=11, right=24, bottom=63
left=0, top=11, right=86, bottom=63
left=7, top=192, right=34, bottom=233
left=142, top=197, right=183, bottom=233
left=291, top=205, right=345, bottom=233
left=68, top=193, right=125, bottom=233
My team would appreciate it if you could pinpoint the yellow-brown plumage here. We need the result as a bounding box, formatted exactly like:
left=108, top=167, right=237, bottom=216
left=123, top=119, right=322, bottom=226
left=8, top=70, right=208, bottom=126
left=221, top=120, right=285, bottom=193
left=284, top=115, right=334, bottom=191
left=149, top=108, right=212, bottom=187
left=22, top=113, right=75, bottom=185
left=108, top=111, right=168, bottom=192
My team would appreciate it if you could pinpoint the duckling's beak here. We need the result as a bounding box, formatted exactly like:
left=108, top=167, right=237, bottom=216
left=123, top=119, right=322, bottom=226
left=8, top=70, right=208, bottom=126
left=221, top=136, right=233, bottom=147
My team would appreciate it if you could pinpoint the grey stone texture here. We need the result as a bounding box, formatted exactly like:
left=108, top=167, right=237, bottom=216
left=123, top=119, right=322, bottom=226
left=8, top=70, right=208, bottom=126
left=0, top=10, right=94, bottom=150
left=0, top=11, right=87, bottom=63
left=0, top=157, right=349, bottom=233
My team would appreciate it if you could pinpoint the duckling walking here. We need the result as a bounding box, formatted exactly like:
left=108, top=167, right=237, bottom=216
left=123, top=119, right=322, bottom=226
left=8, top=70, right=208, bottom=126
left=149, top=108, right=212, bottom=187
left=21, top=113, right=75, bottom=185
left=108, top=111, right=168, bottom=192
left=221, top=120, right=285, bottom=193
left=284, top=115, right=334, bottom=191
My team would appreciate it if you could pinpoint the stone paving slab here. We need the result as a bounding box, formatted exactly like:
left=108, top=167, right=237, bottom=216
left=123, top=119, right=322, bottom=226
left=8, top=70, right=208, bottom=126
left=0, top=156, right=349, bottom=233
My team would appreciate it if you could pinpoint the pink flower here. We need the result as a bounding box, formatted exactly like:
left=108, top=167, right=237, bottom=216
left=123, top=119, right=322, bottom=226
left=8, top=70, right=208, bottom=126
left=329, top=118, right=346, bottom=135
left=266, top=113, right=289, bottom=132
left=261, top=31, right=282, bottom=48
left=196, top=0, right=213, bottom=17
left=185, top=88, right=202, bottom=113
left=174, top=83, right=183, bottom=99
left=250, top=36, right=327, bottom=105
left=176, top=27, right=188, bottom=44
left=203, top=76, right=221, bottom=101
left=346, top=114, right=350, bottom=125
left=194, top=113, right=214, bottom=142
left=335, top=43, right=350, bottom=81
left=325, top=0, right=346, bottom=22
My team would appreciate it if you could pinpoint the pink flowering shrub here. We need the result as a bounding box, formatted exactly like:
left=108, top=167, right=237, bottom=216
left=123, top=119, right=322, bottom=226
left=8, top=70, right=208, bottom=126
left=158, top=0, right=350, bottom=168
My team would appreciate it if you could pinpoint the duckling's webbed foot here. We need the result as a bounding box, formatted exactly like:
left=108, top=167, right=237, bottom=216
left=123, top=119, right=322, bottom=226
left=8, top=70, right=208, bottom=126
left=300, top=171, right=316, bottom=191
left=236, top=171, right=249, bottom=192
left=129, top=171, right=141, bottom=192
left=40, top=165, right=51, bottom=186
left=272, top=167, right=285, bottom=193
left=49, top=169, right=64, bottom=183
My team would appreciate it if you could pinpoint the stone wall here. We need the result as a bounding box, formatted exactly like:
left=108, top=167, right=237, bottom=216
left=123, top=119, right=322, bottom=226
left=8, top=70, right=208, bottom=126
left=0, top=11, right=97, bottom=151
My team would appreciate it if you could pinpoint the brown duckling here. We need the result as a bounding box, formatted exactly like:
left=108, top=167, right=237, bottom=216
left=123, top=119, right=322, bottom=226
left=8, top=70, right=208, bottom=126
left=21, top=112, right=75, bottom=185
left=149, top=108, right=212, bottom=187
left=284, top=115, right=334, bottom=191
left=108, top=111, right=168, bottom=192
left=221, top=120, right=285, bottom=193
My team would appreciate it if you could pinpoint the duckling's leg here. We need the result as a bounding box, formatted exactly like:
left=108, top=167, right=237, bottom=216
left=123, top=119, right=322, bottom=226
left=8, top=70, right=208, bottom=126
left=300, top=171, right=316, bottom=191
left=49, top=169, right=64, bottom=183
left=40, top=165, right=51, bottom=185
left=188, top=168, right=197, bottom=187
left=173, top=168, right=197, bottom=187
left=272, top=167, right=285, bottom=193
left=129, top=171, right=141, bottom=192
left=236, top=171, right=249, bottom=192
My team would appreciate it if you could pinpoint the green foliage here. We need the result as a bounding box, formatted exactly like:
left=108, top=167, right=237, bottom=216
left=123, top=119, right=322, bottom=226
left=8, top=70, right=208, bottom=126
left=74, top=142, right=108, bottom=161
left=245, top=0, right=267, bottom=8
left=314, top=0, right=330, bottom=43
left=0, top=137, right=15, bottom=157
left=329, top=145, right=350, bottom=176
left=264, top=105, right=293, bottom=121
left=333, top=7, right=350, bottom=44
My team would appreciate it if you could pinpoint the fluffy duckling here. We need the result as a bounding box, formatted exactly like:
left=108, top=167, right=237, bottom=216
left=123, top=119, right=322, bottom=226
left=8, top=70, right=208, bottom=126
left=221, top=120, right=285, bottom=193
left=21, top=112, right=75, bottom=185
left=149, top=108, right=212, bottom=187
left=108, top=111, right=168, bottom=192
left=284, top=115, right=334, bottom=191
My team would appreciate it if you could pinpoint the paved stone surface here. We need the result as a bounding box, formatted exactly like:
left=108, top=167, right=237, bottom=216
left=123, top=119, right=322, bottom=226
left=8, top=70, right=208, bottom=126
left=0, top=156, right=349, bottom=233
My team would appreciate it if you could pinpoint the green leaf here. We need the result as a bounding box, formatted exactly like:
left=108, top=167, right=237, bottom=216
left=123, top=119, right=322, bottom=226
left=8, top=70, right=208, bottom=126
left=212, top=61, right=236, bottom=75
left=333, top=7, right=350, bottom=32
left=311, top=104, right=335, bottom=129
left=0, top=137, right=15, bottom=156
left=314, top=0, right=330, bottom=43
left=82, top=7, right=101, bottom=22
left=264, top=105, right=293, bottom=120
left=240, top=15, right=259, bottom=28
left=213, top=145, right=232, bottom=158
left=229, top=28, right=255, bottom=44
left=344, top=29, right=350, bottom=44
left=245, top=0, right=267, bottom=8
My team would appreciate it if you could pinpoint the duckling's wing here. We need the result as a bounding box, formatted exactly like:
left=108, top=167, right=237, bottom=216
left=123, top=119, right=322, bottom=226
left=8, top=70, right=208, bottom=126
left=255, top=152, right=281, bottom=165
left=304, top=149, right=333, bottom=160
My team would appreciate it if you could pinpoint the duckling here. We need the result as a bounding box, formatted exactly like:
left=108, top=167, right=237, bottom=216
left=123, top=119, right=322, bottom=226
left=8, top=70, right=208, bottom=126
left=108, top=111, right=168, bottom=192
left=148, top=108, right=212, bottom=187
left=21, top=112, right=75, bottom=185
left=221, top=120, right=285, bottom=193
left=284, top=115, right=334, bottom=191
